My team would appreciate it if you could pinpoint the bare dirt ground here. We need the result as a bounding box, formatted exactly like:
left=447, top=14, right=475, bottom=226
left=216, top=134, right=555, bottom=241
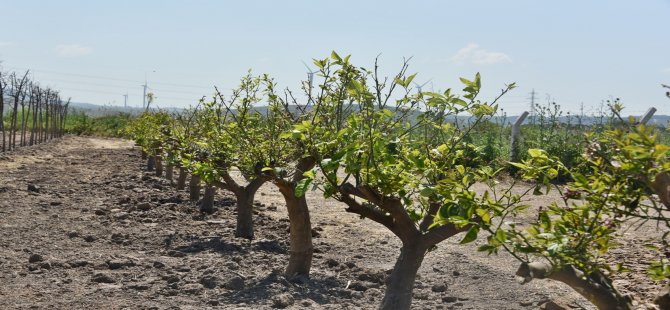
left=0, top=136, right=666, bottom=309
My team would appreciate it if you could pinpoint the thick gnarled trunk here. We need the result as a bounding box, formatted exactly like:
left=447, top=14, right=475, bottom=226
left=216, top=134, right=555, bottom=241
left=147, top=156, right=155, bottom=171
left=235, top=191, right=255, bottom=239
left=164, top=151, right=174, bottom=182
left=216, top=173, right=267, bottom=240
left=189, top=175, right=201, bottom=201
left=276, top=182, right=313, bottom=278
left=380, top=244, right=427, bottom=310
left=200, top=184, right=216, bottom=214
left=176, top=167, right=187, bottom=190
left=155, top=156, right=163, bottom=176
left=515, top=262, right=631, bottom=310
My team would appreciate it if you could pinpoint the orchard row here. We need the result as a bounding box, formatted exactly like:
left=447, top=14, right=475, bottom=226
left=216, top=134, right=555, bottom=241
left=127, top=52, right=670, bottom=310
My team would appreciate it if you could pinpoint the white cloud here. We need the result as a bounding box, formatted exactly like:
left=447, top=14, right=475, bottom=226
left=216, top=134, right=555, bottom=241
left=451, top=43, right=511, bottom=65
left=0, top=41, right=15, bottom=47
left=55, top=44, right=92, bottom=57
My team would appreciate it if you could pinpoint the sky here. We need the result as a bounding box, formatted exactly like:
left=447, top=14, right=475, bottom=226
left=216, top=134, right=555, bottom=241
left=0, top=0, right=668, bottom=116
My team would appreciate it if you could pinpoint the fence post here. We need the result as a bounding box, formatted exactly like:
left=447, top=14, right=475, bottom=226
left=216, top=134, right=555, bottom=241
left=510, top=111, right=529, bottom=163
left=639, top=107, right=657, bottom=125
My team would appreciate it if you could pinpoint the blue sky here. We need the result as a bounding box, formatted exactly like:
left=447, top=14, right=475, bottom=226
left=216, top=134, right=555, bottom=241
left=0, top=0, right=668, bottom=116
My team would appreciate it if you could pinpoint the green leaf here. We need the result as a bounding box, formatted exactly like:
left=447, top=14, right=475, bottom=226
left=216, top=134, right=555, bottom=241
left=539, top=211, right=551, bottom=230
left=331, top=51, right=342, bottom=62
left=527, top=149, right=545, bottom=158
left=295, top=178, right=313, bottom=198
left=303, top=169, right=316, bottom=179
left=495, top=229, right=506, bottom=243
left=420, top=187, right=435, bottom=197
left=460, top=226, right=479, bottom=244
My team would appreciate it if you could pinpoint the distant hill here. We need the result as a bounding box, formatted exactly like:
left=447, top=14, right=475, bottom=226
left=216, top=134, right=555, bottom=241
left=67, top=101, right=184, bottom=117
left=3, top=99, right=670, bottom=127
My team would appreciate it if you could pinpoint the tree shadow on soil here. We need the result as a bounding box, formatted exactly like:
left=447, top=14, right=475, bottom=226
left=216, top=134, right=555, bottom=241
left=221, top=271, right=343, bottom=306
left=174, top=237, right=244, bottom=254
left=173, top=237, right=288, bottom=256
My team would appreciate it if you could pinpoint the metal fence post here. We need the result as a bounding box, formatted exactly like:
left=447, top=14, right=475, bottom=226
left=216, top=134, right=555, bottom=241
left=510, top=111, right=529, bottom=163
left=639, top=107, right=657, bottom=125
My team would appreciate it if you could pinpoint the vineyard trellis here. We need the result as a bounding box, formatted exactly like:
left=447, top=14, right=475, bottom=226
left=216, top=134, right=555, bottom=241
left=0, top=68, right=70, bottom=152
left=127, top=52, right=670, bottom=310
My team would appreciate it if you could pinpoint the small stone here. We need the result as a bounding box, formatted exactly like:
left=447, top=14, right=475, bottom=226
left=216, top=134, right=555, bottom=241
left=452, top=270, right=460, bottom=276
left=28, top=254, right=44, bottom=263
left=27, top=184, right=40, bottom=193
left=92, top=273, right=116, bottom=283
left=83, top=235, right=97, bottom=242
left=364, top=288, right=382, bottom=299
left=519, top=300, right=534, bottom=307
left=182, top=283, right=203, bottom=295
left=414, top=292, right=429, bottom=300
left=39, top=262, right=51, bottom=270
left=200, top=275, right=219, bottom=289
left=94, top=209, right=106, bottom=216
left=137, top=202, right=152, bottom=211
left=431, top=283, right=448, bottom=293
left=67, top=231, right=79, bottom=238
left=50, top=201, right=62, bottom=206
left=68, top=260, right=89, bottom=268
left=163, top=275, right=180, bottom=283
left=127, top=282, right=150, bottom=290
left=272, top=293, right=295, bottom=308
left=153, top=261, right=166, bottom=269
left=224, top=276, right=245, bottom=290
left=167, top=250, right=186, bottom=257
left=348, top=281, right=368, bottom=292
left=106, top=259, right=133, bottom=270
left=325, top=258, right=339, bottom=267
left=442, top=296, right=458, bottom=303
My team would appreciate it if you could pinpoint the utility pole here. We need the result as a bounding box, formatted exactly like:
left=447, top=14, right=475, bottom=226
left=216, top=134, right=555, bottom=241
left=141, top=81, right=147, bottom=109
left=528, top=89, right=536, bottom=123
left=123, top=93, right=128, bottom=109
left=529, top=89, right=536, bottom=115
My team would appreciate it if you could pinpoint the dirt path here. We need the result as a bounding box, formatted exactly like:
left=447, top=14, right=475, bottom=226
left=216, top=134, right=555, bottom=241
left=0, top=136, right=663, bottom=309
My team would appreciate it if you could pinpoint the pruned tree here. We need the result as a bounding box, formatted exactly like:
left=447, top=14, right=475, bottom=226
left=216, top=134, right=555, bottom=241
left=294, top=52, right=516, bottom=309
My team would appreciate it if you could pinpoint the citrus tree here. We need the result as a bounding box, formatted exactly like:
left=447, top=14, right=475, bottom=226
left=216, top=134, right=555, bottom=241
left=489, top=108, right=670, bottom=309
left=293, top=52, right=518, bottom=309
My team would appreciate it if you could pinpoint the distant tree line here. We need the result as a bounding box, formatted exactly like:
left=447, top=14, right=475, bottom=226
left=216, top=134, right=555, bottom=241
left=0, top=67, right=70, bottom=152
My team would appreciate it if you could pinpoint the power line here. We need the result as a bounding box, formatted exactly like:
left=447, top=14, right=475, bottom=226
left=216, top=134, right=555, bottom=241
left=5, top=66, right=215, bottom=90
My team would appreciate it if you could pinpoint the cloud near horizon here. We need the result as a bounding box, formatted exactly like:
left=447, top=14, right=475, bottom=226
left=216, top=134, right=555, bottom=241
left=55, top=44, right=92, bottom=57
left=0, top=41, right=15, bottom=47
left=451, top=43, right=511, bottom=65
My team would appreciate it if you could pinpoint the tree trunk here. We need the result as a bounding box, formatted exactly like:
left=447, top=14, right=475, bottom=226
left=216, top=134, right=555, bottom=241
left=276, top=183, right=313, bottom=278
left=141, top=150, right=148, bottom=160
left=235, top=191, right=255, bottom=239
left=515, top=262, right=631, bottom=310
left=189, top=175, right=201, bottom=202
left=177, top=167, right=187, bottom=190
left=164, top=151, right=173, bottom=182
left=147, top=156, right=155, bottom=171
left=380, top=244, right=427, bottom=310
left=155, top=156, right=163, bottom=177
left=165, top=163, right=173, bottom=182
left=200, top=184, right=216, bottom=214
